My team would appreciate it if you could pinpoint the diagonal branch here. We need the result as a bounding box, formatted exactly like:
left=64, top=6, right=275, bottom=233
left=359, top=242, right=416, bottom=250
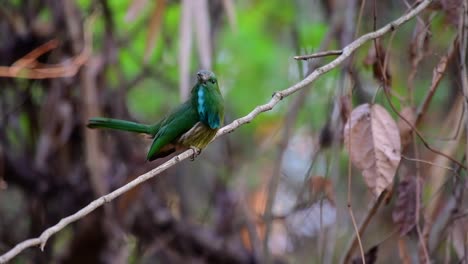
left=0, top=0, right=434, bottom=262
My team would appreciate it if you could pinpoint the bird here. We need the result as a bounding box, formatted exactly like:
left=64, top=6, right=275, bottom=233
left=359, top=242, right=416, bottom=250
left=87, top=70, right=224, bottom=161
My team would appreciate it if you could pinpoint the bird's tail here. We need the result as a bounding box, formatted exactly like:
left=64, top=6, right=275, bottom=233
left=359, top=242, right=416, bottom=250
left=87, top=117, right=154, bottom=135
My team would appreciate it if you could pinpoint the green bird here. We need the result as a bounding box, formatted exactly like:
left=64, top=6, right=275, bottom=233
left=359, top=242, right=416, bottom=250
left=87, top=70, right=224, bottom=161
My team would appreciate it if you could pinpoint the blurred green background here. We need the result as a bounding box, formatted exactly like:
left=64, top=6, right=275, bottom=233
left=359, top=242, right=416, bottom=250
left=1, top=0, right=466, bottom=263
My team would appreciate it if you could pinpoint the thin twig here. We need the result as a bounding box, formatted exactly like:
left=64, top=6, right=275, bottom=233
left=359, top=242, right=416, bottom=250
left=11, top=39, right=59, bottom=70
left=340, top=0, right=366, bottom=261
left=402, top=155, right=459, bottom=173
left=383, top=89, right=467, bottom=170
left=0, top=54, right=88, bottom=79
left=354, top=0, right=366, bottom=39
left=413, top=120, right=431, bottom=263
left=0, top=17, right=91, bottom=79
left=0, top=1, right=435, bottom=262
left=345, top=42, right=365, bottom=264
left=342, top=190, right=388, bottom=263
left=293, top=50, right=343, bottom=60
left=403, top=9, right=431, bottom=256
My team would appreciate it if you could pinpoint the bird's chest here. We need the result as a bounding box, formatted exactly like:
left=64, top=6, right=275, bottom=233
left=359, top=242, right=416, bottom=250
left=177, top=122, right=218, bottom=148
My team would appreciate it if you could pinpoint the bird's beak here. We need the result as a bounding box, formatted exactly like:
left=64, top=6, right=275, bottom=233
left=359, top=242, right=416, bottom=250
left=197, top=72, right=208, bottom=82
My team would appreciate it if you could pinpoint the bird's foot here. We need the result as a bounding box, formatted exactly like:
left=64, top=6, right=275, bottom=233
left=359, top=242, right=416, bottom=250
left=189, top=147, right=202, bottom=161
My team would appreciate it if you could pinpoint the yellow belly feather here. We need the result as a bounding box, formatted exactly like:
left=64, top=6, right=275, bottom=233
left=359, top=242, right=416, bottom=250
left=178, top=122, right=218, bottom=149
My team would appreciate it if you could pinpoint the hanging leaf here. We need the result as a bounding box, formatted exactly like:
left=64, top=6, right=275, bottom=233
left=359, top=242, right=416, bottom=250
left=340, top=95, right=352, bottom=125
left=392, top=177, right=421, bottom=236
left=344, top=103, right=401, bottom=197
left=363, top=40, right=392, bottom=87
left=397, top=106, right=416, bottom=149
left=309, top=176, right=335, bottom=205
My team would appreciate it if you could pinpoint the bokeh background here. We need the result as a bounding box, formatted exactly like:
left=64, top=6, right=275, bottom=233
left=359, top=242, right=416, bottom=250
left=0, top=0, right=467, bottom=263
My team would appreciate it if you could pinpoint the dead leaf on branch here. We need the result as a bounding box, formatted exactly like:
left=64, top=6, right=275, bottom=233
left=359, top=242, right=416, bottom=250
left=364, top=40, right=392, bottom=87
left=340, top=95, right=352, bottom=125
left=344, top=103, right=401, bottom=197
left=309, top=176, right=335, bottom=205
left=392, top=177, right=422, bottom=236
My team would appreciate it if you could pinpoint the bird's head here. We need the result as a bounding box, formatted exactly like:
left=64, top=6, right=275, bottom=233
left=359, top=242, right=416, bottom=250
left=192, top=70, right=224, bottom=128
left=196, top=70, right=218, bottom=87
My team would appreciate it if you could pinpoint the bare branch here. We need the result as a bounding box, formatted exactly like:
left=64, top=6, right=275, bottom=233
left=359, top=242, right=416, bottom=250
left=342, top=190, right=388, bottom=264
left=293, top=50, right=343, bottom=60
left=0, top=0, right=434, bottom=262
left=0, top=13, right=96, bottom=79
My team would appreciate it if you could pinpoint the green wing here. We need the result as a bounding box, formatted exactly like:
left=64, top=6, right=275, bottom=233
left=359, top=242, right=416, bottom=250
left=146, top=102, right=199, bottom=161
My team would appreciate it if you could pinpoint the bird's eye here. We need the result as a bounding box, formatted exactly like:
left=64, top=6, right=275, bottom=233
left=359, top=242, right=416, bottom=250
left=211, top=79, right=216, bottom=84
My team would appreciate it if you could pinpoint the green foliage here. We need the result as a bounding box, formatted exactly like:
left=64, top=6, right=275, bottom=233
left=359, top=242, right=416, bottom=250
left=118, top=33, right=146, bottom=78
left=165, top=4, right=181, bottom=34
left=217, top=33, right=290, bottom=117
left=38, top=6, right=52, bottom=21
left=127, top=79, right=178, bottom=121
left=76, top=0, right=91, bottom=10
left=216, top=2, right=293, bottom=120
left=298, top=22, right=328, bottom=50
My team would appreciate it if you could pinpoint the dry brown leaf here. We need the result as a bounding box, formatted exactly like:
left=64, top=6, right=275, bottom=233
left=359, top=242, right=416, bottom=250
left=431, top=56, right=449, bottom=86
left=309, top=176, right=335, bottom=205
left=392, top=177, right=421, bottom=236
left=144, top=0, right=166, bottom=64
left=364, top=40, right=392, bottom=87
left=340, top=95, right=352, bottom=125
left=397, top=107, right=416, bottom=149
left=344, top=103, right=401, bottom=197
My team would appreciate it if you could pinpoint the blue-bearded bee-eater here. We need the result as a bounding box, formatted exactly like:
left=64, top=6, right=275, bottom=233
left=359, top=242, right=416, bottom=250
left=87, top=70, right=224, bottom=161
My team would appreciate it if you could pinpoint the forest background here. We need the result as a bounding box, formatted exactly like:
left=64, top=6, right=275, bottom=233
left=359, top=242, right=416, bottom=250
left=0, top=0, right=467, bottom=263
